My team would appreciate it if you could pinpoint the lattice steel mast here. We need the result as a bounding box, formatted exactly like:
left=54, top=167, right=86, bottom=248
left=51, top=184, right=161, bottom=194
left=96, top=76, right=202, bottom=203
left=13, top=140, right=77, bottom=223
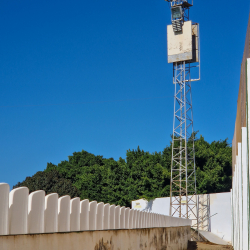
left=165, top=0, right=200, bottom=231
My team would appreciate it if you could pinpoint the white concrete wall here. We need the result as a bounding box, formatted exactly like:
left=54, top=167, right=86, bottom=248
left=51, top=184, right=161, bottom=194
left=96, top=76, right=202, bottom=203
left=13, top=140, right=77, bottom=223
left=44, top=193, right=58, bottom=233
left=133, top=210, right=137, bottom=229
left=125, top=208, right=130, bottom=229
left=109, top=205, right=115, bottom=230
left=232, top=130, right=248, bottom=250
left=89, top=201, right=97, bottom=230
left=96, top=202, right=104, bottom=230
left=70, top=197, right=80, bottom=231
left=209, top=193, right=231, bottom=242
left=103, top=203, right=110, bottom=230
left=115, top=205, right=120, bottom=229
left=241, top=127, right=248, bottom=250
left=120, top=206, right=125, bottom=229
left=231, top=128, right=249, bottom=250
left=28, top=190, right=45, bottom=234
left=58, top=195, right=70, bottom=232
left=0, top=183, right=9, bottom=235
left=129, top=209, right=134, bottom=229
left=80, top=199, right=89, bottom=231
left=137, top=211, right=141, bottom=228
left=132, top=192, right=231, bottom=243
left=0, top=183, right=192, bottom=236
left=9, top=187, right=29, bottom=235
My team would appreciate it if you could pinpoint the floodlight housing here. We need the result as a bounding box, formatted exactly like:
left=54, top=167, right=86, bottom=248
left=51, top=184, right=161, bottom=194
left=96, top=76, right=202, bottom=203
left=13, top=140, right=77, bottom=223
left=171, top=6, right=182, bottom=20
left=171, top=6, right=183, bottom=32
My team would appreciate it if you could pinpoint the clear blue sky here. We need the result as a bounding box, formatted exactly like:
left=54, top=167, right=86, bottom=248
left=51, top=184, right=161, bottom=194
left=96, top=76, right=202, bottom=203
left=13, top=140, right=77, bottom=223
left=0, top=0, right=249, bottom=188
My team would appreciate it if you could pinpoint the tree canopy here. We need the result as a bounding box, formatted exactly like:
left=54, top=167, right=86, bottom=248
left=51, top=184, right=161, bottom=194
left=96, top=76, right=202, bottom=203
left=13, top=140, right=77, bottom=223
left=14, top=135, right=232, bottom=207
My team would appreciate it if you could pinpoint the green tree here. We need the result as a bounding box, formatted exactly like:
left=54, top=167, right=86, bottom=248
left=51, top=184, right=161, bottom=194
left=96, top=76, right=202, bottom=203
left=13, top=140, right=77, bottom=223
left=13, top=170, right=81, bottom=198
left=14, top=135, right=232, bottom=207
left=195, top=136, right=232, bottom=194
left=126, top=146, right=171, bottom=201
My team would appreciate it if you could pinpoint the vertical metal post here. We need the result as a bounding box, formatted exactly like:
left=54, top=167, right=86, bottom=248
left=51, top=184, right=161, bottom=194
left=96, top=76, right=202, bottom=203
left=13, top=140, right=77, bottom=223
left=198, top=194, right=211, bottom=231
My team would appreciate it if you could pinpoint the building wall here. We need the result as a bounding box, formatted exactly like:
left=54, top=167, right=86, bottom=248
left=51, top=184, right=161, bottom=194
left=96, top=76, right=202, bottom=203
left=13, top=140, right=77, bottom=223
left=231, top=60, right=250, bottom=250
left=232, top=14, right=250, bottom=170
left=0, top=227, right=191, bottom=250
left=231, top=12, right=250, bottom=250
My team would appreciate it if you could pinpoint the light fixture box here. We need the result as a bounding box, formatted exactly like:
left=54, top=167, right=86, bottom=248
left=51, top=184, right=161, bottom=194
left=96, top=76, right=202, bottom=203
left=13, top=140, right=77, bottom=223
left=171, top=6, right=182, bottom=20
left=167, top=21, right=198, bottom=63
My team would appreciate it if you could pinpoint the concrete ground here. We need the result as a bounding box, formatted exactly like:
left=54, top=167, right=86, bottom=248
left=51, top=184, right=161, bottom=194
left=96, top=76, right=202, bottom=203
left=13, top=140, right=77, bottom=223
left=198, top=230, right=230, bottom=245
left=187, top=241, right=233, bottom=250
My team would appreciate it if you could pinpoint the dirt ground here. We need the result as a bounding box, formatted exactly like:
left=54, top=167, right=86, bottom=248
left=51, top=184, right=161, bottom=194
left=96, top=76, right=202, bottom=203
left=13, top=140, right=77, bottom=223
left=187, top=241, right=233, bottom=250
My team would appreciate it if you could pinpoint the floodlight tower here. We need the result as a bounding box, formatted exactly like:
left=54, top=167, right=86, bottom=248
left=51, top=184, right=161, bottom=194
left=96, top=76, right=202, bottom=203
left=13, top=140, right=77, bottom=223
left=166, top=0, right=200, bottom=232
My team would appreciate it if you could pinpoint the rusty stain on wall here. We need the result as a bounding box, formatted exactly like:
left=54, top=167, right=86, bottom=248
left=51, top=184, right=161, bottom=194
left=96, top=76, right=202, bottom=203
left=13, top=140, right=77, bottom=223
left=0, top=226, right=191, bottom=250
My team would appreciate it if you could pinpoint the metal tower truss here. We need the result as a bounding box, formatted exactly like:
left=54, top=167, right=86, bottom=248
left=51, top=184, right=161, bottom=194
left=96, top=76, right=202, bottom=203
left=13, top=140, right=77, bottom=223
left=198, top=194, right=211, bottom=232
left=170, top=61, right=198, bottom=230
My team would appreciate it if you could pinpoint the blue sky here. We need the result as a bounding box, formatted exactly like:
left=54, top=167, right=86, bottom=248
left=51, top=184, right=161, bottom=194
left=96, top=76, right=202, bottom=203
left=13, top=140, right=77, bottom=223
left=0, top=0, right=249, bottom=188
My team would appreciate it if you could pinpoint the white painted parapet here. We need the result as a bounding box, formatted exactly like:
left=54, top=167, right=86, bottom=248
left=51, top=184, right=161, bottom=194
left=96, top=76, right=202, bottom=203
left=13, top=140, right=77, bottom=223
left=148, top=213, right=151, bottom=228
left=0, top=183, right=9, bottom=235
left=141, top=211, right=144, bottom=228
left=137, top=210, right=140, bottom=228
left=28, top=190, right=45, bottom=234
left=151, top=213, right=154, bottom=227
left=58, top=195, right=70, bottom=232
left=151, top=213, right=154, bottom=228
left=115, top=205, right=120, bottom=229
left=80, top=199, right=89, bottom=231
left=120, top=206, right=125, bottom=229
left=125, top=208, right=130, bottom=229
left=135, top=210, right=138, bottom=228
left=133, top=210, right=138, bottom=228
left=0, top=183, right=193, bottom=235
left=89, top=201, right=97, bottom=230
left=70, top=197, right=80, bottom=231
left=142, top=211, right=145, bottom=228
left=96, top=202, right=104, bottom=230
left=44, top=193, right=58, bottom=233
left=163, top=215, right=167, bottom=227
left=160, top=214, right=163, bottom=227
left=147, top=213, right=150, bottom=228
left=129, top=209, right=134, bottom=229
left=145, top=212, right=150, bottom=228
left=155, top=214, right=158, bottom=227
left=143, top=212, right=146, bottom=228
left=146, top=212, right=149, bottom=228
left=103, top=203, right=110, bottom=230
left=9, top=187, right=29, bottom=235
left=109, top=205, right=115, bottom=230
left=138, top=211, right=142, bottom=228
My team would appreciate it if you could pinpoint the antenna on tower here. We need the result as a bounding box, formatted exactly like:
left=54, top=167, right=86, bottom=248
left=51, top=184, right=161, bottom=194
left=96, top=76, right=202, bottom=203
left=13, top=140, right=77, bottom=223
left=166, top=0, right=202, bottom=238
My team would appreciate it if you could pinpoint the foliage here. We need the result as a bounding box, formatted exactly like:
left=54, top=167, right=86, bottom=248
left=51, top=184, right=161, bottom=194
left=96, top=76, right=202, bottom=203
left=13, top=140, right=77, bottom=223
left=13, top=169, right=81, bottom=198
left=14, top=135, right=232, bottom=207
left=195, top=136, right=232, bottom=194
